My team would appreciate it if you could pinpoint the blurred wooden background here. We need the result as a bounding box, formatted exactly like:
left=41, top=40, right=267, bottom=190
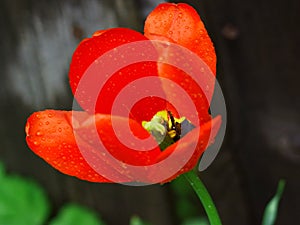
left=0, top=0, right=299, bottom=224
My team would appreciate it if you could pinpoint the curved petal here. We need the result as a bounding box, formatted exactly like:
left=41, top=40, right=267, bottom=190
left=71, top=111, right=161, bottom=166
left=153, top=115, right=222, bottom=183
left=144, top=3, right=217, bottom=124
left=25, top=110, right=162, bottom=183
left=69, top=28, right=167, bottom=121
left=144, top=3, right=216, bottom=75
left=25, top=110, right=111, bottom=182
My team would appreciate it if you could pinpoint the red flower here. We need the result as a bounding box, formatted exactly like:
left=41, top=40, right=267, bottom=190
left=25, top=3, right=221, bottom=184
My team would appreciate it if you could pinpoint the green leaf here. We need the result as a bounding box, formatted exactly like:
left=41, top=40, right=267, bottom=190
left=130, top=216, right=151, bottom=225
left=0, top=168, right=50, bottom=225
left=49, top=204, right=106, bottom=225
left=261, top=179, right=286, bottom=225
left=181, top=217, right=209, bottom=225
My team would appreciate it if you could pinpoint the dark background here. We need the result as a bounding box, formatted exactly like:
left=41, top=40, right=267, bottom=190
left=0, top=0, right=299, bottom=224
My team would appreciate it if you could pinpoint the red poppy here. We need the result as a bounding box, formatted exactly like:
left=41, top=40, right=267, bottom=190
left=25, top=3, right=221, bottom=184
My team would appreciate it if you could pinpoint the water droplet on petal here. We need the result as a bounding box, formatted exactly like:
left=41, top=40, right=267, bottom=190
left=45, top=121, right=50, bottom=125
left=33, top=141, right=40, bottom=146
left=36, top=131, right=43, bottom=136
left=48, top=113, right=53, bottom=118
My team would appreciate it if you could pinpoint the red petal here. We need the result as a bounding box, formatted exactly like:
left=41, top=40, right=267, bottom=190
left=25, top=110, right=162, bottom=182
left=144, top=3, right=217, bottom=124
left=144, top=3, right=216, bottom=75
left=69, top=28, right=166, bottom=121
left=25, top=110, right=110, bottom=182
left=72, top=112, right=161, bottom=166
left=152, top=115, right=222, bottom=183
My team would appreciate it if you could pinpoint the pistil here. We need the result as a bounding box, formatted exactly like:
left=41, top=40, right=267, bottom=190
left=142, top=110, right=195, bottom=150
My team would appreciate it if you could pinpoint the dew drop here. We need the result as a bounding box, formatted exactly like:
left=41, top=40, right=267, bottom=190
left=36, top=131, right=43, bottom=136
left=48, top=113, right=53, bottom=118
left=33, top=141, right=40, bottom=146
left=45, top=121, right=50, bottom=125
left=58, top=128, right=62, bottom=132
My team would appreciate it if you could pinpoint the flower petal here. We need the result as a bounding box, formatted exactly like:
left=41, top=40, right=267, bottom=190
left=25, top=110, right=111, bottom=182
left=144, top=3, right=217, bottom=124
left=72, top=112, right=161, bottom=166
left=69, top=28, right=167, bottom=121
left=153, top=115, right=222, bottom=183
left=25, top=110, right=162, bottom=183
left=144, top=3, right=216, bottom=74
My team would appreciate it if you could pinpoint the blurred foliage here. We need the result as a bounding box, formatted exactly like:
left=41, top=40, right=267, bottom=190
left=181, top=217, right=209, bottom=225
left=129, top=215, right=209, bottom=225
left=170, top=174, right=205, bottom=221
left=0, top=162, right=105, bottom=225
left=0, top=162, right=285, bottom=225
left=129, top=216, right=151, bottom=225
left=49, top=204, right=106, bottom=225
left=261, top=180, right=286, bottom=225
left=0, top=162, right=49, bottom=225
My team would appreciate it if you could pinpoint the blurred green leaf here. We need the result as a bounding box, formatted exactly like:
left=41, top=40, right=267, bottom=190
left=176, top=198, right=198, bottom=220
left=0, top=164, right=50, bottom=225
left=49, top=204, right=106, bottom=225
left=181, top=217, right=209, bottom=225
left=130, top=216, right=151, bottom=225
left=169, top=176, right=200, bottom=220
left=261, top=179, right=286, bottom=225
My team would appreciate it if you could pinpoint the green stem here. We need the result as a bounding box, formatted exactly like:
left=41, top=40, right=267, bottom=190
left=183, top=170, right=222, bottom=225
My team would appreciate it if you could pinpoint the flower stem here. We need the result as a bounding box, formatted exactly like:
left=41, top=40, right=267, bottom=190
left=183, top=170, right=222, bottom=225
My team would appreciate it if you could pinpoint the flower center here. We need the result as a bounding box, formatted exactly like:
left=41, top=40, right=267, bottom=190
left=142, top=110, right=195, bottom=150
